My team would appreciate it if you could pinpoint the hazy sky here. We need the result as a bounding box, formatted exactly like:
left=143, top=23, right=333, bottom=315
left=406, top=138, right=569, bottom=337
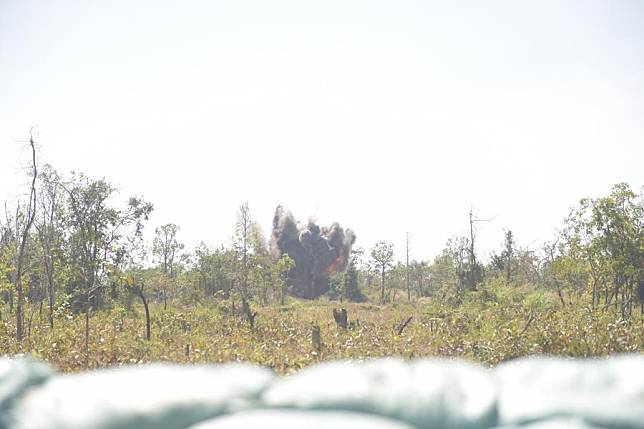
left=1, top=0, right=643, bottom=262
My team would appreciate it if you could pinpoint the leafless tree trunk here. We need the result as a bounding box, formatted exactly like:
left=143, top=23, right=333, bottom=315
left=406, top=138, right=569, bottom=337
left=544, top=239, right=566, bottom=307
left=406, top=232, right=410, bottom=301
left=466, top=208, right=492, bottom=291
left=38, top=184, right=59, bottom=329
left=15, top=131, right=38, bottom=342
left=135, top=282, right=151, bottom=340
left=380, top=266, right=386, bottom=304
left=84, top=304, right=90, bottom=368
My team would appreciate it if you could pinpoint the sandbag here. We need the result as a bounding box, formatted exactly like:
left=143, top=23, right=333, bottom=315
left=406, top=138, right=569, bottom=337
left=262, top=358, right=497, bottom=429
left=0, top=357, right=54, bottom=429
left=9, top=363, right=274, bottom=429
left=187, top=409, right=417, bottom=429
left=493, top=417, right=605, bottom=429
left=496, top=355, right=644, bottom=429
left=3, top=355, right=643, bottom=429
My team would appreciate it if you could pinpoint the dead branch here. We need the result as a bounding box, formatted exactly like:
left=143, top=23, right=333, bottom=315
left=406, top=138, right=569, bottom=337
left=396, top=316, right=413, bottom=335
left=517, top=312, right=536, bottom=338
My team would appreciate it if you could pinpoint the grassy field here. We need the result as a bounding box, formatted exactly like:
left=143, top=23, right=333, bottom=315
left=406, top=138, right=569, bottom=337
left=1, top=287, right=641, bottom=374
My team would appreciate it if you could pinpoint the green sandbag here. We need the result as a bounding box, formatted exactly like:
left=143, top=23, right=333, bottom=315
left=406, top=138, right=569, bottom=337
left=9, top=363, right=274, bottom=429
left=496, top=355, right=644, bottom=429
left=262, top=358, right=497, bottom=429
left=0, top=358, right=54, bottom=429
left=187, top=409, right=417, bottom=429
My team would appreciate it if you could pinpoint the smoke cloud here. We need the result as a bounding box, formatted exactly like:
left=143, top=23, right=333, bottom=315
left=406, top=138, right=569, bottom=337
left=270, top=206, right=356, bottom=299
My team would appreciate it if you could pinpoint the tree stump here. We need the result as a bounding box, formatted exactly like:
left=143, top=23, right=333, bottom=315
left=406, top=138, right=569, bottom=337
left=333, top=308, right=348, bottom=329
left=311, top=325, right=321, bottom=353
left=242, top=298, right=257, bottom=329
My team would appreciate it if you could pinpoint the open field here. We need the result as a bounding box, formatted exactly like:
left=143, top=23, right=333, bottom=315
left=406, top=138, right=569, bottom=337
left=2, top=290, right=641, bottom=374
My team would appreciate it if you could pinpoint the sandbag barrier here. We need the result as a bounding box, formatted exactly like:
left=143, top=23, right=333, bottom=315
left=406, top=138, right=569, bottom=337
left=0, top=355, right=642, bottom=429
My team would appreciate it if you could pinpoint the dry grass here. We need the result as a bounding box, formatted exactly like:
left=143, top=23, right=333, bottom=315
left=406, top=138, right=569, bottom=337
left=1, top=292, right=641, bottom=374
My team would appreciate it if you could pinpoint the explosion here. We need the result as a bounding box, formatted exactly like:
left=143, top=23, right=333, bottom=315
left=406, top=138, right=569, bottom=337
left=270, top=206, right=356, bottom=299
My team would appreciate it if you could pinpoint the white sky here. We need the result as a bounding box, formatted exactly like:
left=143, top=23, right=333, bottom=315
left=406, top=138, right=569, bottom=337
left=1, top=0, right=643, bottom=262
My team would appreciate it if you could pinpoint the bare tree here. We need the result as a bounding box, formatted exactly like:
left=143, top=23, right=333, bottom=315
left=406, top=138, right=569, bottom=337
left=466, top=208, right=493, bottom=291
left=14, top=130, right=38, bottom=341
left=134, top=281, right=151, bottom=340
left=406, top=232, right=411, bottom=301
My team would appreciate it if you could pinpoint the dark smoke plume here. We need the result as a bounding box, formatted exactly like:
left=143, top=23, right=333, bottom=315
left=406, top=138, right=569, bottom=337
left=270, top=206, right=356, bottom=299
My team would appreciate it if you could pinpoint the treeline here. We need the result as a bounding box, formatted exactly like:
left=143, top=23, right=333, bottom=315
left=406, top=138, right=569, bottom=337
left=0, top=140, right=642, bottom=350
left=357, top=183, right=642, bottom=318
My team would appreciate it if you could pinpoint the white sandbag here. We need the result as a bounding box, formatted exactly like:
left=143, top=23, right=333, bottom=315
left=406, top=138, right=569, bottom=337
left=262, top=358, right=497, bottom=429
left=0, top=357, right=53, bottom=429
left=493, top=417, right=605, bottom=429
left=496, top=355, right=644, bottom=429
left=188, top=409, right=417, bottom=429
left=10, top=363, right=274, bottom=429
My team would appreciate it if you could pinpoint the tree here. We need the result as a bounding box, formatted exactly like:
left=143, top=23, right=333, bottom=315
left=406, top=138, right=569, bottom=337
left=35, top=165, right=64, bottom=329
left=541, top=240, right=587, bottom=307
left=389, top=262, right=407, bottom=302
left=275, top=254, right=295, bottom=305
left=343, top=257, right=364, bottom=302
left=428, top=247, right=460, bottom=303
left=120, top=225, right=152, bottom=340
left=152, top=223, right=184, bottom=309
left=247, top=223, right=278, bottom=305
left=64, top=175, right=117, bottom=313
left=62, top=173, right=152, bottom=366
left=234, top=202, right=252, bottom=300
left=13, top=132, right=38, bottom=341
left=491, top=229, right=515, bottom=284
left=133, top=280, right=151, bottom=340
left=464, top=208, right=490, bottom=291
left=191, top=244, right=238, bottom=304
left=0, top=210, right=17, bottom=317
left=502, top=230, right=515, bottom=283
left=564, top=183, right=643, bottom=316
left=445, top=236, right=469, bottom=297
left=405, top=232, right=411, bottom=300
left=370, top=241, right=394, bottom=304
left=153, top=223, right=183, bottom=277
left=410, top=260, right=430, bottom=297
left=513, top=247, right=541, bottom=286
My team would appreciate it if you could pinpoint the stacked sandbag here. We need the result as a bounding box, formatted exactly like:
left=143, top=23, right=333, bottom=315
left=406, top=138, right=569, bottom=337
left=188, top=409, right=417, bottom=429
left=1, top=355, right=643, bottom=429
left=260, top=358, right=497, bottom=429
left=491, top=417, right=607, bottom=429
left=495, top=355, right=644, bottom=429
left=0, top=357, right=54, bottom=429
left=7, top=363, right=274, bottom=429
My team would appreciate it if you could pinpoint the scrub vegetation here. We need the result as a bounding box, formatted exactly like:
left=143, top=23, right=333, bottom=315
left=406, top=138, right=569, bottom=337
left=0, top=138, right=642, bottom=373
